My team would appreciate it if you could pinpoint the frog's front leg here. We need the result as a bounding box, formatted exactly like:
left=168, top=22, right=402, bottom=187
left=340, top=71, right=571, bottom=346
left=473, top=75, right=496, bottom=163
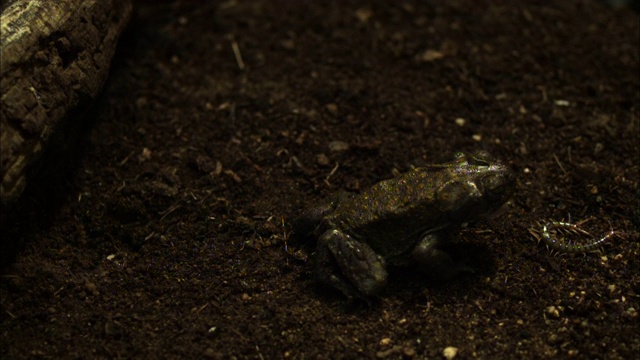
left=411, top=232, right=473, bottom=280
left=315, top=229, right=388, bottom=298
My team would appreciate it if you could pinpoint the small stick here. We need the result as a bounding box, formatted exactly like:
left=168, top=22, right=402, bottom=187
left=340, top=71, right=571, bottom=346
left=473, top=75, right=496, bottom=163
left=231, top=40, right=245, bottom=70
left=552, top=153, right=567, bottom=176
left=324, top=162, right=340, bottom=187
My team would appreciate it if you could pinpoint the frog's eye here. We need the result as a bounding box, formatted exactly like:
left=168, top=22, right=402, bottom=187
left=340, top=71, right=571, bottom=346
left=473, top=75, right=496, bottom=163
left=468, top=151, right=495, bottom=166
left=482, top=172, right=500, bottom=190
left=482, top=178, right=505, bottom=198
left=480, top=171, right=514, bottom=201
left=433, top=152, right=466, bottom=166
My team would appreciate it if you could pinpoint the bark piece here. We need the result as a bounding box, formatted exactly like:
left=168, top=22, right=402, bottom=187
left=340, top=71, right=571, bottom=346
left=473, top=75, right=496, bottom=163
left=0, top=0, right=132, bottom=209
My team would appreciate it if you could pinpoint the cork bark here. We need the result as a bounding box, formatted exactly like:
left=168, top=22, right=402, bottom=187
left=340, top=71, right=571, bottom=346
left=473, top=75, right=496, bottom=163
left=0, top=0, right=132, bottom=209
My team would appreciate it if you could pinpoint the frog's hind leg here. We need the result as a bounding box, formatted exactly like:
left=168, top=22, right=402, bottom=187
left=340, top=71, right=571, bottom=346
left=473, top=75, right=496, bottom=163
left=411, top=233, right=473, bottom=281
left=315, top=229, right=388, bottom=298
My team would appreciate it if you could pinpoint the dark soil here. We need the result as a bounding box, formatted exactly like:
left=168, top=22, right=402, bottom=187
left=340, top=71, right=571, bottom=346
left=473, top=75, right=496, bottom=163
left=1, top=1, right=639, bottom=359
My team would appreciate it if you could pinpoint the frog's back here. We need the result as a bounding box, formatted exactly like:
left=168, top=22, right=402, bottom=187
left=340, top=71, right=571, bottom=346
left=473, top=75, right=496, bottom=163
left=329, top=168, right=453, bottom=257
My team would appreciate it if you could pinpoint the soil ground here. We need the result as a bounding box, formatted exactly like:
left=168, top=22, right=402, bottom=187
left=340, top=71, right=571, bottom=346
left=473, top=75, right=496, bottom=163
left=1, top=1, right=639, bottom=359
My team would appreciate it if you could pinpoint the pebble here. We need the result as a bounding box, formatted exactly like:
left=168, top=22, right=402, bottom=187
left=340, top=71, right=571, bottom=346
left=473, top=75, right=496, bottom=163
left=328, top=141, right=349, bottom=152
left=443, top=346, right=458, bottom=359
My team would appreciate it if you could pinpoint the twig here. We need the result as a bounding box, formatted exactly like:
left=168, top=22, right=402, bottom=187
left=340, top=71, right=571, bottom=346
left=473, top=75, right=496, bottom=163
left=231, top=40, right=245, bottom=70
left=324, top=162, right=340, bottom=186
left=552, top=153, right=567, bottom=176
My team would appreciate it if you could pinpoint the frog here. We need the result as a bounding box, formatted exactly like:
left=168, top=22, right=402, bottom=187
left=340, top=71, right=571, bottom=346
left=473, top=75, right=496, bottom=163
left=294, top=151, right=515, bottom=299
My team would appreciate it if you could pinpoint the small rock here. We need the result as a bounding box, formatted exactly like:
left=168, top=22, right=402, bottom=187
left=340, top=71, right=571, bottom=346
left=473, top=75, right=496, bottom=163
left=138, top=147, right=152, bottom=162
left=203, top=348, right=222, bottom=359
left=317, top=153, right=330, bottom=166
left=281, top=39, right=296, bottom=50
left=355, top=8, right=373, bottom=23
left=546, top=305, right=560, bottom=318
left=328, top=141, right=349, bottom=152
left=419, top=49, right=445, bottom=62
left=443, top=346, right=458, bottom=359
left=403, top=347, right=416, bottom=357
left=325, top=103, right=339, bottom=115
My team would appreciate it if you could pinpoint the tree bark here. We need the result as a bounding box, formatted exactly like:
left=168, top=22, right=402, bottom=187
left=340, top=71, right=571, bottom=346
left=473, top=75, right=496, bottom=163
left=0, top=0, right=132, bottom=209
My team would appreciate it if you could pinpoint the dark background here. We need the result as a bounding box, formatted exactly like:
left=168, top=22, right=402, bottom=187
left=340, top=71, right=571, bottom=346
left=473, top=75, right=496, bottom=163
left=1, top=1, right=638, bottom=358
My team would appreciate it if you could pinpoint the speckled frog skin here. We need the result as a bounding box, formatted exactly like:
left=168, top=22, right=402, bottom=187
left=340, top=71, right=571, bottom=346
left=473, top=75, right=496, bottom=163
left=295, top=151, right=515, bottom=298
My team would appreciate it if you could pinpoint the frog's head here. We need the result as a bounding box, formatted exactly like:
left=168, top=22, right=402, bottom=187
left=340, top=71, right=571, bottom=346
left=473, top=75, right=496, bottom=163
left=437, top=151, right=515, bottom=222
